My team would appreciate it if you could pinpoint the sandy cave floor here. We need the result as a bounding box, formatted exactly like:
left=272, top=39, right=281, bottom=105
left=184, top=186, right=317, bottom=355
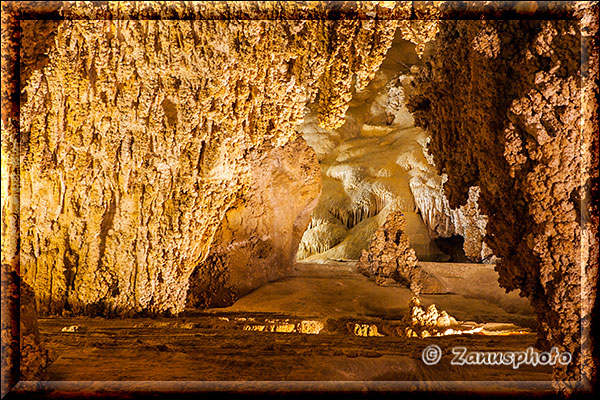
left=37, top=262, right=552, bottom=385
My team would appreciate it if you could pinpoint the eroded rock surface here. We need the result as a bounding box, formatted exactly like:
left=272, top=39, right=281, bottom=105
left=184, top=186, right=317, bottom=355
left=20, top=279, right=53, bottom=380
left=186, top=137, right=321, bottom=309
left=407, top=16, right=598, bottom=387
left=357, top=211, right=445, bottom=296
left=14, top=2, right=399, bottom=316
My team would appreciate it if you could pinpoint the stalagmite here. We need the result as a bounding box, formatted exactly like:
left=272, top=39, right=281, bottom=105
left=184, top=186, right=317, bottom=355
left=357, top=211, right=446, bottom=296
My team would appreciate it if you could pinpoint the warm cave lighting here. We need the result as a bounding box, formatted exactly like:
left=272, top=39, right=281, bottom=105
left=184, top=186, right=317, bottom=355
left=4, top=1, right=596, bottom=398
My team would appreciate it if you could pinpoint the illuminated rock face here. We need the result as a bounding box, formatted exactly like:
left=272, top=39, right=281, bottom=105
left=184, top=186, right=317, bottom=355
left=402, top=297, right=459, bottom=338
left=297, top=33, right=489, bottom=262
left=186, top=137, right=321, bottom=309
left=407, top=18, right=598, bottom=387
left=14, top=2, right=399, bottom=316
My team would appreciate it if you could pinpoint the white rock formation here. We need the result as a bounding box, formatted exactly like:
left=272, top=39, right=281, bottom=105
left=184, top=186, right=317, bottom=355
left=297, top=34, right=491, bottom=263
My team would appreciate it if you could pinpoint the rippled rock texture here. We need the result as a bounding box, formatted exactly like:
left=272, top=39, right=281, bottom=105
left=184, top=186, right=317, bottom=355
left=407, top=16, right=598, bottom=388
left=13, top=2, right=399, bottom=316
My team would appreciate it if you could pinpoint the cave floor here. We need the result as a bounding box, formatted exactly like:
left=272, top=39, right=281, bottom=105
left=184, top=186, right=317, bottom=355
left=37, top=262, right=552, bottom=390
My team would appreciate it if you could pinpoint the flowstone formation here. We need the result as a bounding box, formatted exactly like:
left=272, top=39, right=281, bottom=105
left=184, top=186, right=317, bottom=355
left=357, top=211, right=445, bottom=296
left=407, top=15, right=598, bottom=388
left=186, top=137, right=321, bottom=309
left=297, top=30, right=489, bottom=262
left=12, top=2, right=402, bottom=316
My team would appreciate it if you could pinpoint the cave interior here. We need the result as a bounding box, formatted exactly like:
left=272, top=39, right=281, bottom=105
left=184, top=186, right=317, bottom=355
left=2, top=1, right=598, bottom=395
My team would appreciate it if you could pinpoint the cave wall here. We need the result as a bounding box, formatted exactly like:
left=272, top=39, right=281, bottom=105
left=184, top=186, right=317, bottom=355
left=11, top=2, right=401, bottom=316
left=2, top=1, right=597, bottom=391
left=407, top=15, right=598, bottom=388
left=186, top=137, right=321, bottom=309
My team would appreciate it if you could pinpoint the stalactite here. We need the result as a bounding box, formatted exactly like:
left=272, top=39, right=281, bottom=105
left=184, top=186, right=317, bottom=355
left=14, top=1, right=404, bottom=316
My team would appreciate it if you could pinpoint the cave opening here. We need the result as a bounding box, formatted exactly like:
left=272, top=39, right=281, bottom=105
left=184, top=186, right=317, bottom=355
left=294, top=30, right=494, bottom=268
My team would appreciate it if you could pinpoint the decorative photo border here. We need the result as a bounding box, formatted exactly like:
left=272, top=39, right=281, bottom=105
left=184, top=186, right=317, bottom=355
left=2, top=1, right=598, bottom=397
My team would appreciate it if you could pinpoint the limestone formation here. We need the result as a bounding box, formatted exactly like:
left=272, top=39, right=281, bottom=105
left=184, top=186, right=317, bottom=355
left=1, top=1, right=597, bottom=394
left=402, top=297, right=459, bottom=338
left=406, top=14, right=598, bottom=388
left=297, top=31, right=489, bottom=262
left=396, top=2, right=443, bottom=58
left=12, top=2, right=401, bottom=316
left=410, top=183, right=494, bottom=262
left=186, top=137, right=321, bottom=309
left=357, top=211, right=445, bottom=296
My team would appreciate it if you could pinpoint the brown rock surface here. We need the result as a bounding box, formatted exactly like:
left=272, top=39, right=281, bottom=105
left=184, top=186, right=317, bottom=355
left=406, top=15, right=598, bottom=388
left=20, top=279, right=53, bottom=380
left=187, top=137, right=321, bottom=309
left=0, top=260, right=51, bottom=383
left=13, top=2, right=400, bottom=316
left=0, top=262, right=19, bottom=393
left=357, top=211, right=445, bottom=295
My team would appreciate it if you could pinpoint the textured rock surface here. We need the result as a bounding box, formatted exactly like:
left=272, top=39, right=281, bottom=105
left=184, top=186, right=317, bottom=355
left=357, top=211, right=445, bottom=296
left=2, top=1, right=597, bottom=394
left=581, top=2, right=600, bottom=391
left=297, top=31, right=489, bottom=262
left=20, top=279, right=53, bottom=380
left=401, top=297, right=458, bottom=338
left=407, top=15, right=598, bottom=388
left=186, top=137, right=321, bottom=309
left=15, top=2, right=400, bottom=316
left=410, top=173, right=492, bottom=262
left=0, top=262, right=19, bottom=393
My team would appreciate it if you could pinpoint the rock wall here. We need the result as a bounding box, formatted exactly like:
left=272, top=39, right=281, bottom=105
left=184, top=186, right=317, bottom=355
left=12, top=2, right=400, bottom=316
left=407, top=15, right=598, bottom=388
left=186, top=137, right=321, bottom=309
left=0, top=260, right=51, bottom=383
left=411, top=184, right=494, bottom=262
